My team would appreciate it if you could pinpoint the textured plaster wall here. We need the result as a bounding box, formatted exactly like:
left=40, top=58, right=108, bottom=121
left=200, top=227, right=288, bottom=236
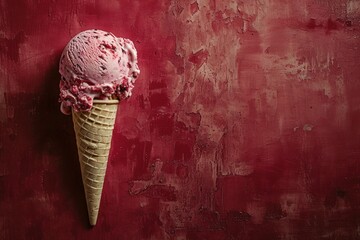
left=1, top=0, right=360, bottom=239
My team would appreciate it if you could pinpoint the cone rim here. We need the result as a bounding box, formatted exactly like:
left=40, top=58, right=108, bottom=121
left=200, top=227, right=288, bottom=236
left=93, top=99, right=119, bottom=104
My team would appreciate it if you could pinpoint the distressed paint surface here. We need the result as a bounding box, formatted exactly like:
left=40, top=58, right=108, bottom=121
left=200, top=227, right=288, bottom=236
left=1, top=0, right=360, bottom=239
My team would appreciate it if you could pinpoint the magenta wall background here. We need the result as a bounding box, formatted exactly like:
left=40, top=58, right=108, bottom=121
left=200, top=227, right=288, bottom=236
left=1, top=0, right=360, bottom=239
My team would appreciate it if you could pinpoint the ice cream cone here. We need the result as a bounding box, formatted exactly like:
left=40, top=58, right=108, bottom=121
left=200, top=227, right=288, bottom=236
left=72, top=99, right=119, bottom=226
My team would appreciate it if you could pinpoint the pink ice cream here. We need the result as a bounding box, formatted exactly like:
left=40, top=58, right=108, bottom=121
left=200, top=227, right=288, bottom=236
left=59, top=29, right=140, bottom=115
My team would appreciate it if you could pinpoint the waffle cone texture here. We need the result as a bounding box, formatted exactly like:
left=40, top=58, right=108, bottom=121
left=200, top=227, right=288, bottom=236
left=72, top=99, right=119, bottom=226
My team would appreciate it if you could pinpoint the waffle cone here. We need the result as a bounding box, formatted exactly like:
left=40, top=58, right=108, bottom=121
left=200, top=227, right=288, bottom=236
left=72, top=99, right=119, bottom=226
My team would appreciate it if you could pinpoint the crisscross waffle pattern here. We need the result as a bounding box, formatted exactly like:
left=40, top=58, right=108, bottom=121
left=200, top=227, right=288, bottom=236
left=72, top=100, right=118, bottom=226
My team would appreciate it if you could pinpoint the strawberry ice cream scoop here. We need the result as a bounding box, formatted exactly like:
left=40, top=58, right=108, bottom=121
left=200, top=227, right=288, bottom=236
left=59, top=29, right=140, bottom=115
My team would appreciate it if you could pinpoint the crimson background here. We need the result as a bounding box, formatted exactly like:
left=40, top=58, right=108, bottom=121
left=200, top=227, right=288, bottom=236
left=1, top=0, right=360, bottom=239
